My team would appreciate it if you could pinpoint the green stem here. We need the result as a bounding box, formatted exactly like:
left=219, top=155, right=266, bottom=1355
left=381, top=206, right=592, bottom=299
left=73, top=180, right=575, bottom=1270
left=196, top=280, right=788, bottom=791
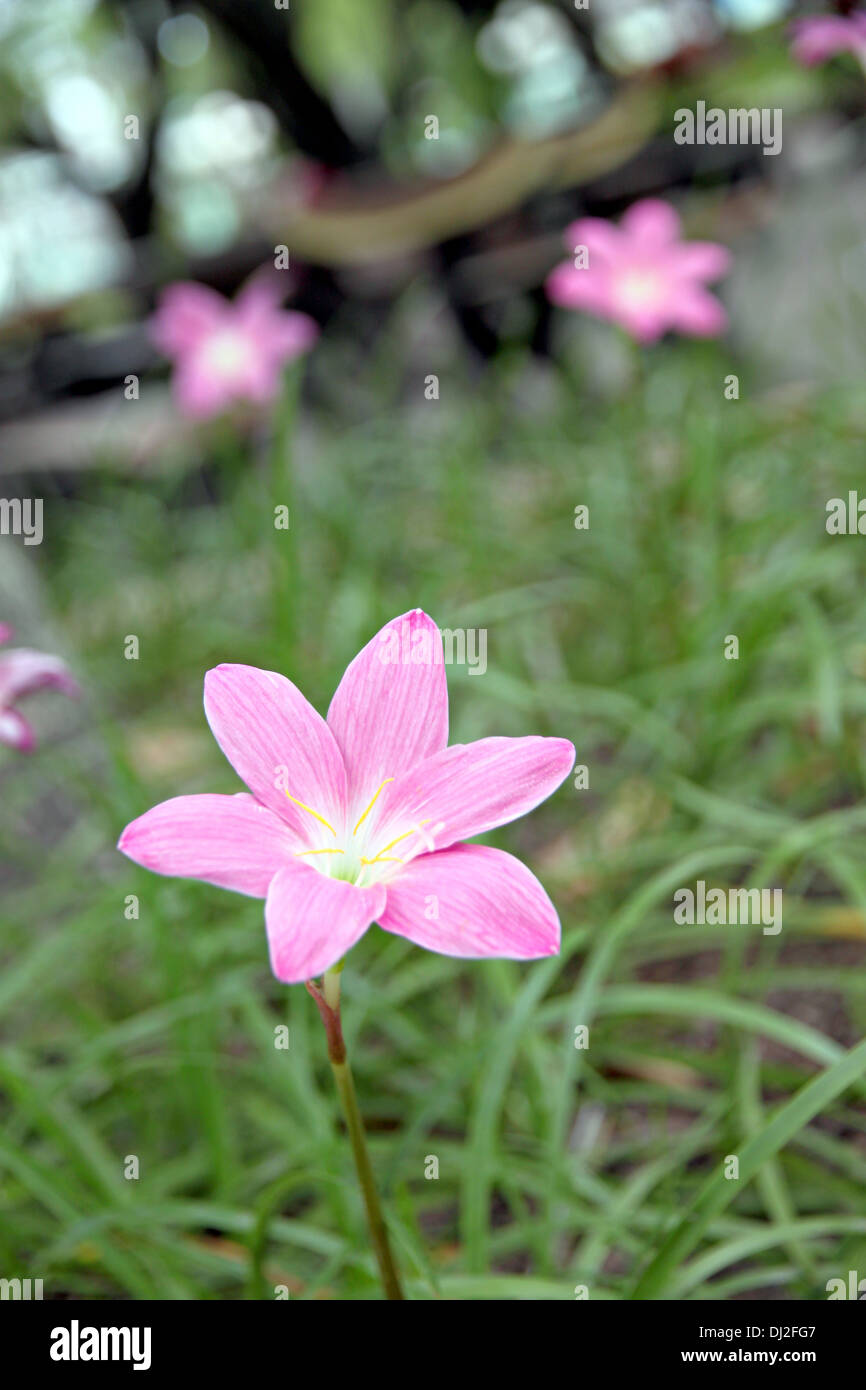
left=307, top=967, right=405, bottom=1300
left=270, top=364, right=302, bottom=660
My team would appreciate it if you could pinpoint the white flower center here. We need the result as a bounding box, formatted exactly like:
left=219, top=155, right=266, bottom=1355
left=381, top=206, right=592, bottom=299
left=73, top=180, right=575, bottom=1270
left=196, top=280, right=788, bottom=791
left=285, top=778, right=440, bottom=887
left=615, top=268, right=665, bottom=310
left=200, top=329, right=248, bottom=378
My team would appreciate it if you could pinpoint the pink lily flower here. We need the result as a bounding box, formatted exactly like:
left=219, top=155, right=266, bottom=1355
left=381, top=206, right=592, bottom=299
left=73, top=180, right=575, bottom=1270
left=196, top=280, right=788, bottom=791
left=151, top=273, right=319, bottom=420
left=118, top=610, right=574, bottom=983
left=545, top=198, right=731, bottom=344
left=789, top=12, right=866, bottom=66
left=0, top=625, right=80, bottom=752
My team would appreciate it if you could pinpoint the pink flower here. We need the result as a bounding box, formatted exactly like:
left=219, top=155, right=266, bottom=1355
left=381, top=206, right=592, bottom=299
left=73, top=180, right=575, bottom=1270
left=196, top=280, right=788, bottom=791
left=545, top=198, right=731, bottom=344
left=151, top=272, right=319, bottom=420
left=789, top=13, right=866, bottom=66
left=0, top=625, right=80, bottom=752
left=118, top=610, right=574, bottom=983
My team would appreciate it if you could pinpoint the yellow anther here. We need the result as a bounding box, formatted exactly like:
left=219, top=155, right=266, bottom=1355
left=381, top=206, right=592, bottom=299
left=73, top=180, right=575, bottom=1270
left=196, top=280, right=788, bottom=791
left=294, top=847, right=345, bottom=857
left=361, top=855, right=404, bottom=866
left=352, top=777, right=394, bottom=837
left=284, top=790, right=337, bottom=837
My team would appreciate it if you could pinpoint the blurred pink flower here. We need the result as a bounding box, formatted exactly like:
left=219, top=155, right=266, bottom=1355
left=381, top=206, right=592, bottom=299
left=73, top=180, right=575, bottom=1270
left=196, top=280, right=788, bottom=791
left=119, top=609, right=574, bottom=983
left=545, top=198, right=731, bottom=344
left=0, top=626, right=79, bottom=752
left=151, top=273, right=319, bottom=420
left=789, top=12, right=866, bottom=66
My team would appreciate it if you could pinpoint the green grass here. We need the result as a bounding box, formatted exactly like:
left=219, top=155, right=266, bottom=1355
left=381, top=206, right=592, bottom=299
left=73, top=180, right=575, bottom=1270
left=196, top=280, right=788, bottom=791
left=3, top=335, right=866, bottom=1299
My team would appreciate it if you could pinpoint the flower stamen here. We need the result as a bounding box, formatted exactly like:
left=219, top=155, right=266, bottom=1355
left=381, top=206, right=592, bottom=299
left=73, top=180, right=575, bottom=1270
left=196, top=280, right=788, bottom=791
left=373, top=821, right=431, bottom=857
left=295, top=847, right=346, bottom=857
left=352, top=778, right=394, bottom=837
left=284, top=790, right=338, bottom=837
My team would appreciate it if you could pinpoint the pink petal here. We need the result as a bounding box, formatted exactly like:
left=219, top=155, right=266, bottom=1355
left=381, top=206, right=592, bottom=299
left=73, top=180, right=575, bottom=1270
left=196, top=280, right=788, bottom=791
left=0, top=706, right=35, bottom=751
left=669, top=285, right=728, bottom=337
left=172, top=360, right=235, bottom=420
left=265, top=860, right=385, bottom=982
left=0, top=623, right=14, bottom=645
left=545, top=263, right=616, bottom=316
left=374, top=736, right=575, bottom=855
left=231, top=354, right=284, bottom=406
left=620, top=199, right=681, bottom=247
left=0, top=649, right=79, bottom=706
left=151, top=283, right=229, bottom=356
left=234, top=273, right=286, bottom=323
left=118, top=793, right=297, bottom=896
left=327, top=610, right=448, bottom=811
left=789, top=16, right=866, bottom=65
left=617, top=301, right=672, bottom=344
left=235, top=276, right=316, bottom=354
left=203, top=664, right=348, bottom=842
left=563, top=217, right=624, bottom=268
left=671, top=241, right=732, bottom=283
left=379, top=844, right=560, bottom=960
left=262, top=311, right=320, bottom=362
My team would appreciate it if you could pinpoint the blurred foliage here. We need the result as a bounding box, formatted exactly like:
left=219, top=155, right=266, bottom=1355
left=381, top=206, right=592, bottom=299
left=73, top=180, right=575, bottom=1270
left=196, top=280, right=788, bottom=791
left=3, top=339, right=866, bottom=1297
left=3, top=0, right=866, bottom=1306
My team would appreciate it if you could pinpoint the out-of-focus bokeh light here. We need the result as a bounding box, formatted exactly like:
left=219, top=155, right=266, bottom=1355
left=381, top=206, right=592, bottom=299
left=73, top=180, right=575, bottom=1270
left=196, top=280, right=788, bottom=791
left=0, top=0, right=148, bottom=191
left=402, top=80, right=488, bottom=174
left=44, top=71, right=134, bottom=190
left=0, top=152, right=131, bottom=316
left=594, top=0, right=719, bottom=73
left=157, top=12, right=210, bottom=68
left=714, top=0, right=792, bottom=32
left=157, top=92, right=278, bottom=253
left=477, top=1, right=595, bottom=135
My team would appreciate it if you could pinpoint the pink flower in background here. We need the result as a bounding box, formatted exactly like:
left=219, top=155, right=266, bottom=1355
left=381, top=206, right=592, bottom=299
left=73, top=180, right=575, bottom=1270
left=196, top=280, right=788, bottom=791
left=0, top=625, right=79, bottom=752
left=151, top=273, right=319, bottom=420
left=119, top=610, right=574, bottom=983
left=545, top=198, right=731, bottom=344
left=789, top=12, right=866, bottom=66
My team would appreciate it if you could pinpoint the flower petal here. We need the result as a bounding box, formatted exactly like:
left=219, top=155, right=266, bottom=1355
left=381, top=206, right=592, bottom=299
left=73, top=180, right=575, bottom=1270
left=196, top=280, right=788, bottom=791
left=327, top=610, right=448, bottom=810
left=790, top=16, right=866, bottom=65
left=379, top=844, right=560, bottom=960
left=373, top=735, right=575, bottom=855
left=118, top=793, right=297, bottom=896
left=235, top=277, right=319, bottom=358
left=616, top=301, right=672, bottom=344
left=230, top=354, right=283, bottom=406
left=620, top=198, right=681, bottom=246
left=669, top=285, right=728, bottom=338
left=545, top=263, right=615, bottom=316
left=263, top=311, right=320, bottom=362
left=203, top=664, right=348, bottom=840
left=0, top=649, right=79, bottom=706
left=172, top=360, right=235, bottom=419
left=151, top=283, right=229, bottom=356
left=234, top=273, right=286, bottom=322
left=563, top=217, right=624, bottom=268
left=0, top=707, right=35, bottom=751
left=671, top=241, right=732, bottom=283
left=265, top=860, right=385, bottom=982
